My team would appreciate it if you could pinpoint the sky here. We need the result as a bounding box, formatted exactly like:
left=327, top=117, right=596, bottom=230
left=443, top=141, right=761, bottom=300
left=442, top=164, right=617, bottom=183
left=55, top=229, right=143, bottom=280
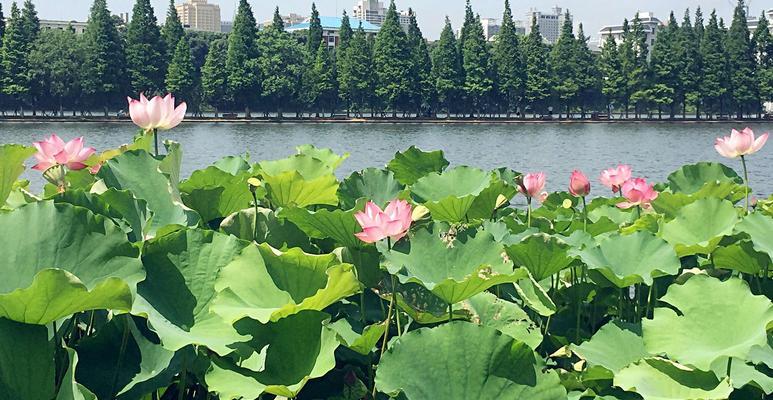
left=3, top=0, right=768, bottom=40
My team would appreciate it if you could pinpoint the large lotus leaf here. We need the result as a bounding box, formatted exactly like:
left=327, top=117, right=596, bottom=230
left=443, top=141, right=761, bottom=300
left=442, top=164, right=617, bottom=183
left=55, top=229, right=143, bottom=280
left=0, top=318, right=55, bottom=399
left=460, top=292, right=543, bottom=349
left=467, top=171, right=519, bottom=220
left=736, top=212, right=773, bottom=260
left=381, top=223, right=525, bottom=304
left=660, top=198, right=739, bottom=256
left=0, top=144, right=35, bottom=206
left=219, top=207, right=312, bottom=251
left=666, top=162, right=742, bottom=194
left=614, top=358, right=733, bottom=400
left=97, top=150, right=200, bottom=235
left=179, top=166, right=256, bottom=222
left=386, top=146, right=450, bottom=185
left=206, top=310, right=339, bottom=398
left=296, top=144, right=349, bottom=171
left=410, top=166, right=492, bottom=222
left=74, top=316, right=186, bottom=400
left=710, top=356, right=773, bottom=394
left=505, top=233, right=575, bottom=281
left=391, top=281, right=470, bottom=324
left=133, top=229, right=249, bottom=355
left=329, top=318, right=387, bottom=355
left=57, top=348, right=97, bottom=400
left=258, top=153, right=333, bottom=179
left=281, top=206, right=362, bottom=249
left=571, top=321, right=649, bottom=376
left=575, top=232, right=680, bottom=287
left=54, top=189, right=151, bottom=242
left=212, top=244, right=360, bottom=324
left=375, top=322, right=566, bottom=399
left=643, top=275, right=773, bottom=370
left=338, top=168, right=405, bottom=210
left=513, top=273, right=557, bottom=316
left=0, top=201, right=144, bottom=324
left=260, top=170, right=339, bottom=208
left=652, top=181, right=743, bottom=218
left=213, top=155, right=251, bottom=174
left=712, top=241, right=769, bottom=274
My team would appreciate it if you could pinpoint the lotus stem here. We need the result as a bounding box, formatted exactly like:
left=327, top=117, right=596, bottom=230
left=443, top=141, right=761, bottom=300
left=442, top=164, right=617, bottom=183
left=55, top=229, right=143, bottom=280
left=741, top=155, right=749, bottom=214
left=153, top=128, right=159, bottom=156
left=251, top=191, right=259, bottom=242
left=86, top=310, right=95, bottom=337
left=527, top=198, right=532, bottom=228
left=726, top=357, right=733, bottom=377
left=448, top=303, right=453, bottom=322
left=109, top=315, right=131, bottom=399
left=374, top=289, right=395, bottom=398
left=178, top=353, right=188, bottom=400
left=581, top=196, right=588, bottom=233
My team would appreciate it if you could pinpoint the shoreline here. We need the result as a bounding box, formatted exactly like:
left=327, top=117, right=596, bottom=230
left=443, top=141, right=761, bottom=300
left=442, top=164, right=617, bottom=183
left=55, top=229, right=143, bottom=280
left=1, top=116, right=772, bottom=124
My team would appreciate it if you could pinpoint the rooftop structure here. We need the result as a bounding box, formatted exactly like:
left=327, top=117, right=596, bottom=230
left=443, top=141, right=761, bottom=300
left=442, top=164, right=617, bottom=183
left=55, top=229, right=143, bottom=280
left=286, top=16, right=380, bottom=48
left=40, top=19, right=88, bottom=34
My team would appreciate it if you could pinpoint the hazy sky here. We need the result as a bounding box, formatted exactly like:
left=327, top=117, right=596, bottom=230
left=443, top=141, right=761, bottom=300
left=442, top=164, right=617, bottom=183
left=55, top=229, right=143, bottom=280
left=3, top=0, right=767, bottom=40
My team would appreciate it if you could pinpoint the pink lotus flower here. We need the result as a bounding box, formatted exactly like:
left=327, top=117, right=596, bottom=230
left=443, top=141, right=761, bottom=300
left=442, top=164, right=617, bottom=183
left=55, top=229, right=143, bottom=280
left=32, top=134, right=95, bottom=172
left=354, top=200, right=413, bottom=244
left=517, top=172, right=546, bottom=200
left=714, top=128, right=768, bottom=158
left=617, top=178, right=659, bottom=209
left=538, top=191, right=549, bottom=203
left=569, top=170, right=591, bottom=197
left=600, top=165, right=632, bottom=193
left=127, top=93, right=187, bottom=131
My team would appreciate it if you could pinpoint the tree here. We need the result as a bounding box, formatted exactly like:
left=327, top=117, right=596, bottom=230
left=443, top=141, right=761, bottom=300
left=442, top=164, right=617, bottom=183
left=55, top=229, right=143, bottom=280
left=754, top=12, right=773, bottom=110
left=166, top=36, right=197, bottom=113
left=492, top=0, right=524, bottom=117
left=29, top=27, right=85, bottom=115
left=406, top=9, right=432, bottom=116
left=461, top=14, right=493, bottom=117
left=629, top=14, right=651, bottom=117
left=125, top=0, right=166, bottom=94
left=599, top=30, right=625, bottom=116
left=574, top=24, right=600, bottom=117
left=373, top=0, right=411, bottom=116
left=522, top=15, right=551, bottom=117
left=700, top=11, right=729, bottom=118
left=82, top=0, right=126, bottom=115
left=201, top=38, right=229, bottom=116
left=340, top=25, right=373, bottom=116
left=339, top=11, right=354, bottom=52
left=258, top=17, right=305, bottom=118
left=307, top=3, right=322, bottom=55
left=725, top=0, right=757, bottom=117
left=1, top=3, right=31, bottom=114
left=309, top=42, right=338, bottom=116
left=271, top=7, right=284, bottom=31
left=550, top=11, right=579, bottom=118
left=0, top=4, right=6, bottom=40
left=226, top=0, right=260, bottom=117
left=679, top=9, right=702, bottom=118
left=431, top=18, right=462, bottom=117
left=694, top=7, right=705, bottom=42
left=336, top=11, right=354, bottom=113
left=649, top=12, right=681, bottom=117
left=161, top=0, right=185, bottom=60
left=19, top=0, right=39, bottom=48
left=458, top=0, right=475, bottom=56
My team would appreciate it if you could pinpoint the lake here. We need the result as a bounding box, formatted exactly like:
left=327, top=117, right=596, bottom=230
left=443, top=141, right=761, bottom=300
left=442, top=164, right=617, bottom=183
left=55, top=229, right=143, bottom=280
left=3, top=121, right=772, bottom=196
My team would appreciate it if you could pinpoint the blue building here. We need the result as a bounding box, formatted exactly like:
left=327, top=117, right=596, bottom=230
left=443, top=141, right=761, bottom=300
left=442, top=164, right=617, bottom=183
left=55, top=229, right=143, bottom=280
left=286, top=16, right=381, bottom=48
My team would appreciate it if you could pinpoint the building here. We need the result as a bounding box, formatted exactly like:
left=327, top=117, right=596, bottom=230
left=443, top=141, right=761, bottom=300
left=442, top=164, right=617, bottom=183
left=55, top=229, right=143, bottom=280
left=220, top=21, right=233, bottom=34
left=286, top=16, right=380, bottom=48
left=352, top=0, right=411, bottom=30
left=175, top=0, right=221, bottom=33
left=748, top=9, right=773, bottom=35
left=525, top=6, right=570, bottom=44
left=40, top=19, right=88, bottom=34
left=598, top=11, right=662, bottom=48
left=480, top=18, right=500, bottom=41
left=259, top=13, right=306, bottom=29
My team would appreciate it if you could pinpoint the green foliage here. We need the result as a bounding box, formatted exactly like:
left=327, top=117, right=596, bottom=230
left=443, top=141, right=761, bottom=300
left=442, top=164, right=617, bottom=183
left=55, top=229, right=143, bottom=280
left=201, top=38, right=229, bottom=112
left=523, top=15, right=551, bottom=116
left=165, top=36, right=197, bottom=108
left=82, top=0, right=126, bottom=112
left=226, top=0, right=260, bottom=113
left=493, top=0, right=524, bottom=116
left=373, top=1, right=411, bottom=114
left=431, top=18, right=462, bottom=114
left=161, top=0, right=184, bottom=60
left=125, top=0, right=165, bottom=94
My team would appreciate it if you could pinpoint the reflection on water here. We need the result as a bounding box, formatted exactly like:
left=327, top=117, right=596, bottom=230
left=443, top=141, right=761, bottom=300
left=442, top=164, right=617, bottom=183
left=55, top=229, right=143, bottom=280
left=2, top=121, right=772, bottom=196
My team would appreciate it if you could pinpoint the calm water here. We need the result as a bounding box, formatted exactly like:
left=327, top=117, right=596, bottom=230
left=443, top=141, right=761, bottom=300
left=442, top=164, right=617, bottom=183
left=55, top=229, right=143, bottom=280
left=3, top=121, right=772, bottom=196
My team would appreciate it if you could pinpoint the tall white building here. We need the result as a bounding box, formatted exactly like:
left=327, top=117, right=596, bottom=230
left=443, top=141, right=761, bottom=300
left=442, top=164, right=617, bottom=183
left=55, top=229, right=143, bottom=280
left=352, top=0, right=410, bottom=30
left=40, top=19, right=88, bottom=34
left=598, top=12, right=662, bottom=49
left=480, top=18, right=500, bottom=41
left=175, top=0, right=221, bottom=33
left=525, top=6, right=570, bottom=44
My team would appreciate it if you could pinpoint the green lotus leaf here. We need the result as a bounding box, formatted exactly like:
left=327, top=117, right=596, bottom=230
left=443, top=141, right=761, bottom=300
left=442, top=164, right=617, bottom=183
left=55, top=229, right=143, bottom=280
left=386, top=146, right=450, bottom=185
left=133, top=229, right=249, bottom=355
left=179, top=166, right=257, bottom=222
left=281, top=206, right=362, bottom=249
left=219, top=207, right=312, bottom=251
left=0, top=201, right=144, bottom=324
left=643, top=275, right=773, bottom=370
left=213, top=155, right=251, bottom=174
left=0, top=144, right=35, bottom=206
left=735, top=212, right=773, bottom=260
left=212, top=244, right=360, bottom=324
left=54, top=188, right=151, bottom=242
left=466, top=171, right=519, bottom=220
left=338, top=168, right=405, bottom=210
left=666, top=162, right=742, bottom=194
left=513, top=272, right=557, bottom=316
left=206, top=310, right=339, bottom=399
left=712, top=241, right=769, bottom=274
left=260, top=170, right=339, bottom=208
left=653, top=181, right=745, bottom=218
left=575, top=231, right=681, bottom=287
left=614, top=358, right=733, bottom=400
left=258, top=153, right=333, bottom=179
left=410, top=166, right=492, bottom=222
left=381, top=223, right=525, bottom=304
left=571, top=321, right=649, bottom=376
left=97, top=150, right=200, bottom=235
left=460, top=292, right=543, bottom=349
left=0, top=318, right=56, bottom=399
left=660, top=198, right=739, bottom=256
left=748, top=342, right=773, bottom=369
left=391, top=281, right=470, bottom=324
left=375, top=322, right=566, bottom=399
left=296, top=144, right=349, bottom=171
left=505, top=233, right=575, bottom=281
left=57, top=348, right=97, bottom=400
left=710, top=357, right=773, bottom=394
left=329, top=318, right=387, bottom=355
left=158, top=140, right=183, bottom=186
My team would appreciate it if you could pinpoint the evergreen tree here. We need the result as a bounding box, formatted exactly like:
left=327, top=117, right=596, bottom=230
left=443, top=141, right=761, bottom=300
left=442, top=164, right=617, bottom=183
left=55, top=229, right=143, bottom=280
left=82, top=0, right=126, bottom=115
left=493, top=0, right=524, bottom=117
left=201, top=38, right=229, bottom=116
left=574, top=24, right=600, bottom=117
left=28, top=28, right=85, bottom=115
left=336, top=11, right=354, bottom=113
left=19, top=0, right=39, bottom=48
left=406, top=9, right=432, bottom=115
left=125, top=0, right=165, bottom=94
left=0, top=4, right=5, bottom=40
left=271, top=7, right=284, bottom=31
left=725, top=0, right=758, bottom=117
left=166, top=36, right=197, bottom=112
left=700, top=11, right=729, bottom=117
left=599, top=30, right=625, bottom=115
left=226, top=0, right=260, bottom=117
left=629, top=14, right=651, bottom=117
left=650, top=12, right=681, bottom=117
left=694, top=7, right=705, bottom=42
left=1, top=3, right=30, bottom=113
left=308, top=3, right=322, bottom=55
left=341, top=25, right=373, bottom=116
left=431, top=17, right=462, bottom=117
left=339, top=11, right=354, bottom=52
left=618, top=19, right=635, bottom=117
left=309, top=43, right=337, bottom=115
left=550, top=11, right=578, bottom=118
left=679, top=9, right=702, bottom=117
left=754, top=12, right=773, bottom=110
left=258, top=17, right=305, bottom=117
left=522, top=15, right=551, bottom=117
left=162, top=0, right=185, bottom=60
left=373, top=1, right=411, bottom=116
left=461, top=14, right=493, bottom=116
left=458, top=1, right=475, bottom=55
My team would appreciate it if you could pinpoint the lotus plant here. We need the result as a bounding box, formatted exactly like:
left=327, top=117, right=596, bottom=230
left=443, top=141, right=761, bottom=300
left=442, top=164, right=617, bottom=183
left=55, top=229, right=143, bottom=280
left=599, top=164, right=632, bottom=194
left=517, top=172, right=546, bottom=227
left=714, top=128, right=768, bottom=212
left=617, top=178, right=659, bottom=213
left=354, top=200, right=413, bottom=245
left=127, top=93, right=187, bottom=156
left=569, top=170, right=591, bottom=231
left=32, top=134, right=95, bottom=192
